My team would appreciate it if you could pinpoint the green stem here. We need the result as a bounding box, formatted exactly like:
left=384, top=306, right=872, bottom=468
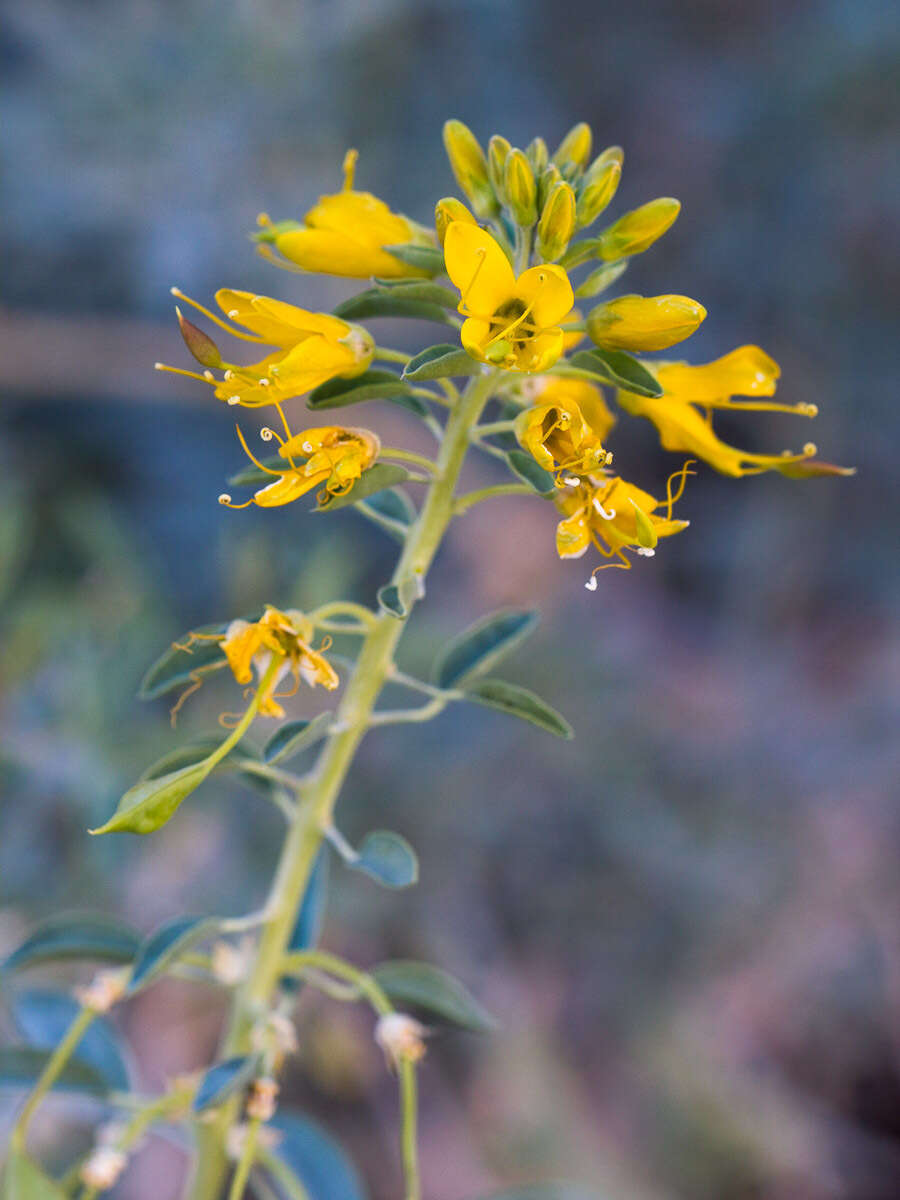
left=399, top=1061, right=420, bottom=1200
left=471, top=419, right=516, bottom=439
left=373, top=346, right=411, bottom=364
left=379, top=447, right=440, bottom=475
left=10, top=1006, right=95, bottom=1153
left=227, top=1118, right=262, bottom=1200
left=184, top=369, right=497, bottom=1200
left=454, top=482, right=533, bottom=514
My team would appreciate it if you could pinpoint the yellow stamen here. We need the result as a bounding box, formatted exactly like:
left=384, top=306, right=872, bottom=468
left=484, top=277, right=546, bottom=349
left=459, top=248, right=489, bottom=314
left=342, top=148, right=359, bottom=190
left=665, top=460, right=696, bottom=518
left=169, top=288, right=267, bottom=343
left=155, top=362, right=213, bottom=384
left=235, top=425, right=282, bottom=476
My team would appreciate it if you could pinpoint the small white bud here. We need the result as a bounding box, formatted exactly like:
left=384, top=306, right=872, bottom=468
left=374, top=1013, right=427, bottom=1069
left=80, top=1147, right=128, bottom=1191
left=73, top=970, right=126, bottom=1014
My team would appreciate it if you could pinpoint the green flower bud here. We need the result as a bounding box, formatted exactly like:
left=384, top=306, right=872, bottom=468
left=537, top=181, right=576, bottom=262
left=442, top=119, right=498, bottom=218
left=552, top=122, right=593, bottom=170
left=504, top=149, right=537, bottom=226
left=538, top=163, right=563, bottom=209
left=526, top=136, right=549, bottom=173
left=576, top=159, right=622, bottom=228
left=596, top=197, right=681, bottom=260
left=487, top=135, right=511, bottom=199
left=435, top=197, right=476, bottom=246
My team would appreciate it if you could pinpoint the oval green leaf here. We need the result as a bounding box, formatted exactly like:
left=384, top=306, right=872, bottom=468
left=354, top=487, right=416, bottom=543
left=3, top=1152, right=68, bottom=1200
left=266, top=1111, right=367, bottom=1200
left=461, top=678, right=574, bottom=739
left=569, top=348, right=662, bottom=397
left=2, top=915, right=139, bottom=973
left=402, top=344, right=480, bottom=381
left=506, top=450, right=556, bottom=497
left=333, top=291, right=455, bottom=325
left=128, top=915, right=216, bottom=994
left=193, top=1055, right=258, bottom=1112
left=381, top=242, right=445, bottom=274
left=139, top=626, right=228, bottom=700
left=90, top=759, right=214, bottom=836
left=432, top=609, right=540, bottom=690
left=263, top=711, right=333, bottom=764
left=315, top=464, right=418, bottom=514
left=11, top=990, right=131, bottom=1093
left=307, top=368, right=413, bottom=410
left=371, top=279, right=458, bottom=306
left=352, top=831, right=418, bottom=889
left=372, top=961, right=495, bottom=1033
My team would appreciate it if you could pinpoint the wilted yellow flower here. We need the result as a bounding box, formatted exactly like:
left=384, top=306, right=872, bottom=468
left=157, top=288, right=374, bottom=409
left=220, top=424, right=380, bottom=509
left=617, top=346, right=855, bottom=478
left=516, top=376, right=615, bottom=479
left=588, top=293, right=706, bottom=352
left=444, top=222, right=574, bottom=372
left=258, top=150, right=434, bottom=278
left=221, top=606, right=339, bottom=718
left=555, top=465, right=693, bottom=582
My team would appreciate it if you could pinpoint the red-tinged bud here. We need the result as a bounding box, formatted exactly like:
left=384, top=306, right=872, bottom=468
left=176, top=308, right=223, bottom=368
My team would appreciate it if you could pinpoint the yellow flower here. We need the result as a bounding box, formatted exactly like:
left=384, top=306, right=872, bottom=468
left=444, top=223, right=575, bottom=372
left=221, top=605, right=339, bottom=719
left=516, top=376, right=615, bottom=479
left=555, top=466, right=693, bottom=583
left=617, top=346, right=855, bottom=478
left=587, top=293, right=707, bottom=352
left=157, top=288, right=374, bottom=409
left=220, top=425, right=380, bottom=510
left=259, top=150, right=434, bottom=278
left=435, top=197, right=477, bottom=246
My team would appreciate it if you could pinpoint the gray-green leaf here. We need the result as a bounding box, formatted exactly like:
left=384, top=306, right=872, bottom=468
left=307, top=369, right=413, bottom=409
left=193, top=1055, right=258, bottom=1112
left=139, top=626, right=228, bottom=700
left=128, top=916, right=217, bottom=994
left=461, top=678, right=573, bottom=739
left=263, top=712, right=333, bottom=764
left=402, top=344, right=480, bottom=381
left=266, top=1111, right=367, bottom=1200
left=351, top=831, right=418, bottom=889
left=569, top=348, right=662, bottom=397
left=2, top=915, right=139, bottom=973
left=354, top=487, right=416, bottom=543
left=314, top=464, right=419, bottom=514
left=2, top=1152, right=68, bottom=1200
left=372, top=961, right=495, bottom=1033
left=506, top=450, right=556, bottom=496
left=0, top=1048, right=108, bottom=1097
left=432, top=609, right=540, bottom=690
left=11, top=990, right=132, bottom=1093
left=333, top=291, right=455, bottom=325
left=381, top=242, right=445, bottom=274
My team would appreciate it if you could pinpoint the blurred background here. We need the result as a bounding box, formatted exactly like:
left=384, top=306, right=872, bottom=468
left=1, top=0, right=898, bottom=1196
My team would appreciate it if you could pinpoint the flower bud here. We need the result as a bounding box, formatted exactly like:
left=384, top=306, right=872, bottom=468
left=587, top=294, right=707, bottom=351
left=576, top=159, right=622, bottom=228
left=176, top=308, right=223, bottom=369
left=435, top=197, right=477, bottom=246
left=628, top=498, right=658, bottom=549
left=552, top=122, right=593, bottom=170
left=80, top=1148, right=128, bottom=1191
left=596, top=197, right=681, bottom=260
left=538, top=164, right=563, bottom=210
left=443, top=120, right=497, bottom=218
left=537, top=181, right=576, bottom=262
left=504, top=149, right=538, bottom=226
left=526, top=136, right=549, bottom=173
left=487, top=135, right=511, bottom=199
left=375, top=1013, right=427, bottom=1069
left=584, top=145, right=624, bottom=181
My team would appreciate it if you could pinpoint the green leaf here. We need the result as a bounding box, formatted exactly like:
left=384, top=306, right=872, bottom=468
left=432, top=609, right=540, bottom=690
left=461, top=678, right=574, bottom=739
left=402, top=344, right=480, bottom=381
left=282, top=849, right=330, bottom=993
left=354, top=487, right=416, bottom=543
left=193, top=1055, right=258, bottom=1112
left=2, top=915, right=139, bottom=973
left=333, top=291, right=455, bottom=325
left=128, top=916, right=217, bottom=993
left=138, top=626, right=228, bottom=700
left=90, top=759, right=214, bottom=836
left=2, top=1152, right=68, bottom=1200
left=267, top=1111, right=367, bottom=1200
left=506, top=450, right=556, bottom=496
left=0, top=1047, right=108, bottom=1097
left=574, top=259, right=629, bottom=298
left=569, top=348, right=663, bottom=398
left=227, top=456, right=282, bottom=488
left=351, top=831, right=418, bottom=888
left=11, top=990, right=132, bottom=1093
left=377, top=576, right=420, bottom=619
left=381, top=242, right=445, bottom=274
left=371, top=279, right=458, bottom=306
left=314, top=464, right=418, bottom=514
left=263, top=712, right=333, bottom=764
left=372, top=961, right=495, bottom=1033
left=307, top=368, right=413, bottom=409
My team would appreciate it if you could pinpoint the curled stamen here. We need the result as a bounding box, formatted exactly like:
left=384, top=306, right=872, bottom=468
left=235, top=425, right=282, bottom=476
left=260, top=427, right=278, bottom=443
left=227, top=396, right=241, bottom=406
left=219, top=493, right=255, bottom=509
left=665, top=460, right=696, bottom=518
left=592, top=498, right=616, bottom=520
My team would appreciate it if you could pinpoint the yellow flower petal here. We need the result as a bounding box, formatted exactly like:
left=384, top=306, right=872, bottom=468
left=444, top=223, right=515, bottom=318
left=654, top=345, right=780, bottom=403
left=515, top=264, right=574, bottom=329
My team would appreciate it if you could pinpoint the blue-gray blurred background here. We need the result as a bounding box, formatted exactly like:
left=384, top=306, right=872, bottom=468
left=1, top=0, right=898, bottom=1197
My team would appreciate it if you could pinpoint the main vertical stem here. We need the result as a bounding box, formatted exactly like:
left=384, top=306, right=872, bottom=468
left=185, top=370, right=495, bottom=1200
